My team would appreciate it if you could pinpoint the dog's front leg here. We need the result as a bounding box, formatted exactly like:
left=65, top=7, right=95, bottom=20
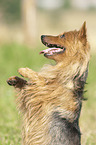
left=18, top=68, right=44, bottom=82
left=7, top=76, right=27, bottom=89
left=18, top=68, right=36, bottom=79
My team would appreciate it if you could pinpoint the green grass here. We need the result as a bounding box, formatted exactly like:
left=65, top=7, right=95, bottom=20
left=0, top=43, right=96, bottom=144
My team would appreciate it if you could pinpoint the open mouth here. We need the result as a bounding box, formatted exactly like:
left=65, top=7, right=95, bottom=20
left=40, top=42, right=66, bottom=56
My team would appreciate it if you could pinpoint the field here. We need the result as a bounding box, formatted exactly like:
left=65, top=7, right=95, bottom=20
left=0, top=43, right=96, bottom=145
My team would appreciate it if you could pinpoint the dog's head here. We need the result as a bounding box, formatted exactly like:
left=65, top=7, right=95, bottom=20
left=40, top=22, right=90, bottom=63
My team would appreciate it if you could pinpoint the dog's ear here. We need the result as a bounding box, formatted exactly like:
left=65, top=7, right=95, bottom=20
left=79, top=21, right=87, bottom=41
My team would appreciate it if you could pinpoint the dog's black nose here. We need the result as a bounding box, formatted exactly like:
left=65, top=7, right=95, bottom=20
left=41, top=35, right=45, bottom=40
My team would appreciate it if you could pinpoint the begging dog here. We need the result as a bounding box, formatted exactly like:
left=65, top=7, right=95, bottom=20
left=7, top=22, right=90, bottom=145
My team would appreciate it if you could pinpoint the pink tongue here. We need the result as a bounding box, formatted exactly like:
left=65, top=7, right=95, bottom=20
left=39, top=48, right=59, bottom=54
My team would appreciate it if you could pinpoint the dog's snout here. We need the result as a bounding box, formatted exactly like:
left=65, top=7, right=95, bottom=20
left=41, top=35, right=46, bottom=40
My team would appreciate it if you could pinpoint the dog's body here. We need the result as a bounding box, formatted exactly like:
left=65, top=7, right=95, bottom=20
left=7, top=22, right=90, bottom=145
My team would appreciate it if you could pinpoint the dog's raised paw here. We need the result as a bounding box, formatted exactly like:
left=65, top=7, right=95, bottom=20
left=7, top=76, right=27, bottom=88
left=7, top=76, right=18, bottom=86
left=18, top=68, right=29, bottom=77
left=18, top=68, right=33, bottom=78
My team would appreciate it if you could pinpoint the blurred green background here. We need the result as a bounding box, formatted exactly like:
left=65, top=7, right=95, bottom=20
left=0, top=0, right=96, bottom=144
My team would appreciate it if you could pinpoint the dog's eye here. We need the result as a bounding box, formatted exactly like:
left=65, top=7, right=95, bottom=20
left=60, top=34, right=65, bottom=38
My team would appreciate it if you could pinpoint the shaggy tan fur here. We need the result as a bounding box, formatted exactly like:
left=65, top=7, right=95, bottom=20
left=7, top=22, right=90, bottom=145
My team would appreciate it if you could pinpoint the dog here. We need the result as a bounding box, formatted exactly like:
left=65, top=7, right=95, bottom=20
left=7, top=22, right=90, bottom=145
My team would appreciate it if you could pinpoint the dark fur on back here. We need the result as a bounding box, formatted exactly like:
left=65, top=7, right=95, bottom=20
left=50, top=112, right=81, bottom=145
left=74, top=65, right=88, bottom=99
left=49, top=67, right=88, bottom=145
